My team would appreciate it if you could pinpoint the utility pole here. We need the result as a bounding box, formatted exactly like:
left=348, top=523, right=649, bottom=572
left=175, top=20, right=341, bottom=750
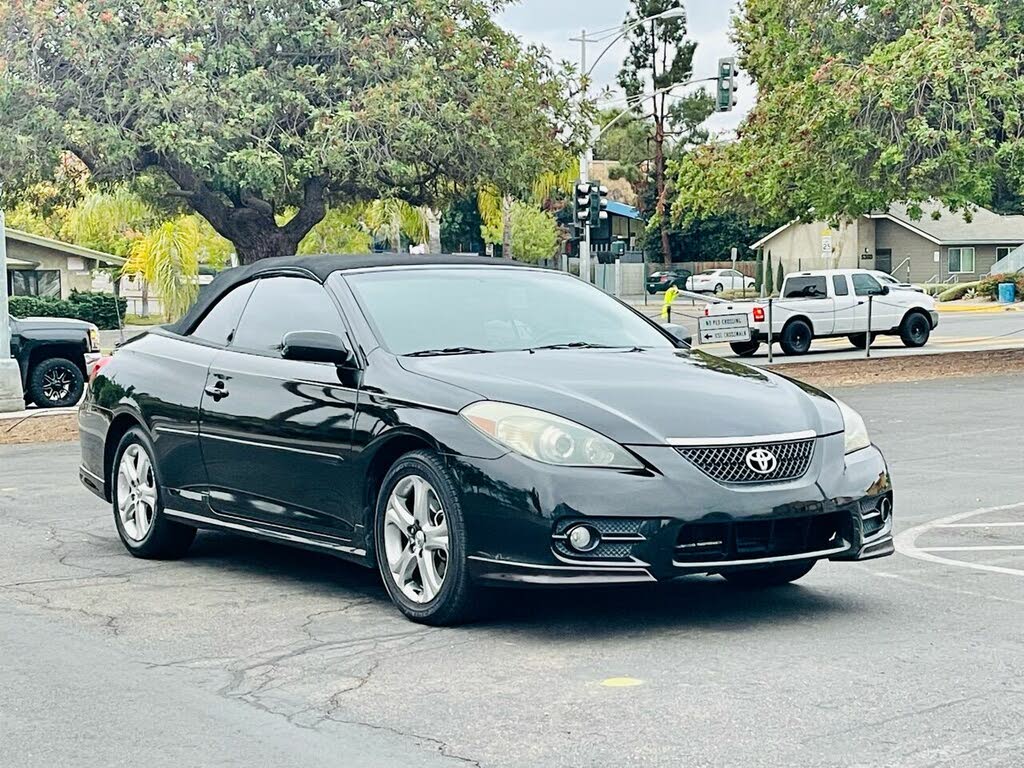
left=578, top=29, right=592, bottom=284
left=0, top=195, right=26, bottom=412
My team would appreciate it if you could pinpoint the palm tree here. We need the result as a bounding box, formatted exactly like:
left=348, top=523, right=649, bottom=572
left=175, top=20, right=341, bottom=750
left=363, top=199, right=429, bottom=253
left=124, top=217, right=202, bottom=322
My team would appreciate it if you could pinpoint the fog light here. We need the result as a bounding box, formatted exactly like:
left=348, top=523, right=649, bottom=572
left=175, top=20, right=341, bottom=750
left=567, top=524, right=600, bottom=553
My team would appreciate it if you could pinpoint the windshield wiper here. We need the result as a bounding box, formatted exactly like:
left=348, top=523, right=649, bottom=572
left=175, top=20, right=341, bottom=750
left=526, top=342, right=643, bottom=352
left=405, top=346, right=495, bottom=357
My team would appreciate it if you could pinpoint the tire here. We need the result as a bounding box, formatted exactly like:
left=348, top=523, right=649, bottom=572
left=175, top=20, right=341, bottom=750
left=779, top=319, right=813, bottom=356
left=647, top=287, right=658, bottom=295
left=714, top=283, right=724, bottom=295
left=730, top=340, right=760, bottom=357
left=899, top=312, right=931, bottom=348
left=847, top=333, right=878, bottom=349
left=111, top=427, right=196, bottom=559
left=28, top=357, right=84, bottom=408
left=721, top=560, right=815, bottom=587
left=374, top=450, right=477, bottom=626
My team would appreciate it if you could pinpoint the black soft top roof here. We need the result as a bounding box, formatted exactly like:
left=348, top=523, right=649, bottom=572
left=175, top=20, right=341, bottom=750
left=168, top=253, right=529, bottom=335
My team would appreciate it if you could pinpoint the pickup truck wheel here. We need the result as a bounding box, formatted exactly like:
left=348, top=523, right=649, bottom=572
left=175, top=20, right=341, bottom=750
left=899, top=312, right=931, bottom=347
left=730, top=341, right=760, bottom=357
left=28, top=357, right=85, bottom=408
left=847, top=333, right=878, bottom=349
left=779, top=320, right=813, bottom=356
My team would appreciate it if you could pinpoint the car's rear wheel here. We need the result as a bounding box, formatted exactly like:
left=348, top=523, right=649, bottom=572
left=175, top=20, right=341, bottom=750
left=721, top=560, right=815, bottom=587
left=112, top=428, right=196, bottom=559
left=375, top=450, right=477, bottom=626
left=847, top=332, right=878, bottom=349
left=899, top=312, right=931, bottom=347
left=714, top=283, right=724, bottom=294
left=779, top=320, right=813, bottom=355
left=28, top=357, right=84, bottom=408
left=730, top=340, right=760, bottom=357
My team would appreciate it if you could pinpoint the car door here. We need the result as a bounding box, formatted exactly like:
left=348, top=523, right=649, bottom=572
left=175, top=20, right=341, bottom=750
left=830, top=274, right=858, bottom=334
left=198, top=275, right=362, bottom=541
left=852, top=272, right=898, bottom=332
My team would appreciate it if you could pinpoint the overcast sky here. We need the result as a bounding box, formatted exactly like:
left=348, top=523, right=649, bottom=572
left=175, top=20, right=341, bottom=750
left=497, top=0, right=754, bottom=136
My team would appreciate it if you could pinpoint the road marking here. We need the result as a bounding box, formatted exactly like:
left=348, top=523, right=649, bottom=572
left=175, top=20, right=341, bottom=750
left=601, top=677, right=644, bottom=688
left=936, top=522, right=1024, bottom=528
left=894, top=502, right=1024, bottom=578
left=919, top=546, right=1024, bottom=553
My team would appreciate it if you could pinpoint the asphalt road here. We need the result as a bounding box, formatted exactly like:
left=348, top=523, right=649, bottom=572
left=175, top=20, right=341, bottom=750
left=2, top=375, right=1023, bottom=767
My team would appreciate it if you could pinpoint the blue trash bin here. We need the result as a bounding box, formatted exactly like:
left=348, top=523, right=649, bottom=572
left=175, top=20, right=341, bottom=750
left=998, top=282, right=1016, bottom=304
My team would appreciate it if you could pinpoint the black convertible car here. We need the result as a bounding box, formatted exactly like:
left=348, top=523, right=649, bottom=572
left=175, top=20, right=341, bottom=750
left=79, top=255, right=893, bottom=625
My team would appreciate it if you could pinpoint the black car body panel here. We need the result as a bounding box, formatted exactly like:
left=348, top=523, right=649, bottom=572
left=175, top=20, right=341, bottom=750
left=79, top=254, right=893, bottom=589
left=10, top=315, right=99, bottom=388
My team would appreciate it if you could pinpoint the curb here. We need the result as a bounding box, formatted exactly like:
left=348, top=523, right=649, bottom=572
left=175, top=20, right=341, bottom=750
left=936, top=304, right=1022, bottom=314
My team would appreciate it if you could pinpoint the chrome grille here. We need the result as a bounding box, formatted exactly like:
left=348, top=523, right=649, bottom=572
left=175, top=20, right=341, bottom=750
left=677, top=438, right=815, bottom=484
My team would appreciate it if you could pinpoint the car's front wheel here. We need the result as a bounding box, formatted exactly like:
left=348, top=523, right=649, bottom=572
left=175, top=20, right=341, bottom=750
left=28, top=357, right=84, bottom=408
left=375, top=450, right=477, bottom=625
left=899, top=312, right=931, bottom=347
left=721, top=560, right=815, bottom=587
left=112, top=428, right=196, bottom=559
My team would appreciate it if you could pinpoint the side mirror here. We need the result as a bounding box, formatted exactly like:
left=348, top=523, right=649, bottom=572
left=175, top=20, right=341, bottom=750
left=879, top=285, right=890, bottom=296
left=661, top=323, right=692, bottom=348
left=281, top=330, right=352, bottom=365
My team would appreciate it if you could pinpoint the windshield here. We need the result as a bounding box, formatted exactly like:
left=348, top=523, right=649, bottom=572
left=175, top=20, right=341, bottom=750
left=343, top=267, right=674, bottom=355
left=699, top=270, right=717, bottom=276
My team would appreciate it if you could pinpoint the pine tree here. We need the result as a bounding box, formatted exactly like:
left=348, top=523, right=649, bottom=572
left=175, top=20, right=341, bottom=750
left=776, top=261, right=785, bottom=295
left=754, top=249, right=764, bottom=293
left=766, top=251, right=775, bottom=295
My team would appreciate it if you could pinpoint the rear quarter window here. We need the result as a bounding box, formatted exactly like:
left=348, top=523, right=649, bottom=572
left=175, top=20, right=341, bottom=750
left=189, top=282, right=256, bottom=345
left=783, top=277, right=828, bottom=298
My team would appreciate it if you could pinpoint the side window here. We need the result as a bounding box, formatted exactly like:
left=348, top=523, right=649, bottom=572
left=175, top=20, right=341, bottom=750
left=852, top=273, right=883, bottom=296
left=832, top=275, right=850, bottom=296
left=231, top=277, right=343, bottom=354
left=783, top=276, right=827, bottom=298
left=190, top=282, right=256, bottom=345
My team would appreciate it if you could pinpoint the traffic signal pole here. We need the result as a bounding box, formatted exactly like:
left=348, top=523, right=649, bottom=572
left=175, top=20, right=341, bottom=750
left=578, top=30, right=592, bottom=284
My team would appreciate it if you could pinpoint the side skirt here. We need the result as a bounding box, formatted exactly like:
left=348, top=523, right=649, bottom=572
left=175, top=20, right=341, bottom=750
left=164, top=508, right=371, bottom=566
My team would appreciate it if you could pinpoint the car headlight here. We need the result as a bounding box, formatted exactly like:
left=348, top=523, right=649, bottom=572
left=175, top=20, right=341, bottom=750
left=461, top=401, right=642, bottom=469
left=835, top=398, right=870, bottom=454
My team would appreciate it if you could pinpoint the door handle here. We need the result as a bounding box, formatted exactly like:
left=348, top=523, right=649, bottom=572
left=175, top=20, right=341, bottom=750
left=204, top=382, right=229, bottom=400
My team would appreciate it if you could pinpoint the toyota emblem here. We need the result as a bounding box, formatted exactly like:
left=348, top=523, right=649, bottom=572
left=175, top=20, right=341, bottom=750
left=744, top=447, right=778, bottom=475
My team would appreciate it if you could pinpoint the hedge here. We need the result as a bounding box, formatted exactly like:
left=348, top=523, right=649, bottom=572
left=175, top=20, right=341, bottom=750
left=977, top=273, right=1024, bottom=301
left=936, top=282, right=981, bottom=302
left=9, top=291, right=127, bottom=330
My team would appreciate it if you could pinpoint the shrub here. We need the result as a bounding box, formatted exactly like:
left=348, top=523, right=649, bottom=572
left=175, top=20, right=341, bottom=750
left=976, top=273, right=1024, bottom=301
left=8, top=291, right=127, bottom=329
left=921, top=284, right=954, bottom=297
left=937, top=282, right=981, bottom=302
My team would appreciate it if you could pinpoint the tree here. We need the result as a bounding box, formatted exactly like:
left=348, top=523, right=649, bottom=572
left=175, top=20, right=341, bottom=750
left=125, top=217, right=202, bottom=322
left=440, top=196, right=484, bottom=255
left=754, top=249, right=764, bottom=293
left=296, top=205, right=373, bottom=256
left=765, top=251, right=774, bottom=295
left=618, top=0, right=713, bottom=266
left=363, top=199, right=428, bottom=253
left=776, top=260, right=785, bottom=294
left=674, top=1, right=1024, bottom=227
left=0, top=0, right=583, bottom=263
left=481, top=202, right=557, bottom=263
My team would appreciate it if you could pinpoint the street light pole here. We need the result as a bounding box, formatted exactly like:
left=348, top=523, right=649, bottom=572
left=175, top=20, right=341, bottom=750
left=0, top=197, right=27, bottom=412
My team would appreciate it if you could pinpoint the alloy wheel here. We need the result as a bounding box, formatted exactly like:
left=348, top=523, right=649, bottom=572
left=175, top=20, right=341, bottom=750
left=383, top=475, right=449, bottom=603
left=42, top=366, right=74, bottom=402
left=116, top=444, right=158, bottom=541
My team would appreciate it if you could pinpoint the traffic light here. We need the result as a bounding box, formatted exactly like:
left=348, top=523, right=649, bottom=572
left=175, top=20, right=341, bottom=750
left=574, top=182, right=591, bottom=229
left=716, top=57, right=739, bottom=112
left=590, top=184, right=609, bottom=226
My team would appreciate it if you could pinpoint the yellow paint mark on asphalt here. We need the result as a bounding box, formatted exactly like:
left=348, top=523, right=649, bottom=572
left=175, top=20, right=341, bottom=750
left=601, top=677, right=644, bottom=688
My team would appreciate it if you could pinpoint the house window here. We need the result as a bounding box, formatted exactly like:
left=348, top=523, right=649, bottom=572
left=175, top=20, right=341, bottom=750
left=947, top=247, right=975, bottom=274
left=8, top=269, right=62, bottom=297
left=996, top=246, right=1019, bottom=262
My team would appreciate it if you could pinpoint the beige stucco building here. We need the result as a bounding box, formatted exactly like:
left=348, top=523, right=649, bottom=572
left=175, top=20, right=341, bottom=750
left=5, top=228, right=124, bottom=300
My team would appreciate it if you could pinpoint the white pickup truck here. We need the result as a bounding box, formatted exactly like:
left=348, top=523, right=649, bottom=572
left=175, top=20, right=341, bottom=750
left=704, top=269, right=939, bottom=357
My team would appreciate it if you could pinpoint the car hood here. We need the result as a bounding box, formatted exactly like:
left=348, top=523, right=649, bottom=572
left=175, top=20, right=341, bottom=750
left=399, top=349, right=844, bottom=445
left=12, top=316, right=96, bottom=332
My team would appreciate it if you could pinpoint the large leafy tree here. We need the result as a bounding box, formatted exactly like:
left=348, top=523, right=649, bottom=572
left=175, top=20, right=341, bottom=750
left=674, top=0, right=1024, bottom=226
left=0, top=0, right=581, bottom=263
left=618, top=0, right=713, bottom=265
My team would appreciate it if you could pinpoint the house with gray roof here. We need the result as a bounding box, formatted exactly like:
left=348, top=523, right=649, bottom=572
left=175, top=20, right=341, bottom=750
left=751, top=202, right=1024, bottom=283
left=5, top=227, right=125, bottom=299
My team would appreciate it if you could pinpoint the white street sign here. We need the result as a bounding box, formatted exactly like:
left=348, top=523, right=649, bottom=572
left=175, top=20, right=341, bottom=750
left=697, top=314, right=752, bottom=344
left=821, top=235, right=833, bottom=259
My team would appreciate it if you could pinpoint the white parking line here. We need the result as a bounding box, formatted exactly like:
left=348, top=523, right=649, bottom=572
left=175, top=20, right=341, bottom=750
left=936, top=522, right=1024, bottom=528
left=920, top=546, right=1024, bottom=552
left=894, top=502, right=1024, bottom=578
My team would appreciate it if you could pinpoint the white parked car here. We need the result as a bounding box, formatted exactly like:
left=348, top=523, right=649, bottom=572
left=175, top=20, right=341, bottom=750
left=704, top=269, right=938, bottom=357
left=868, top=270, right=925, bottom=293
left=685, top=268, right=756, bottom=294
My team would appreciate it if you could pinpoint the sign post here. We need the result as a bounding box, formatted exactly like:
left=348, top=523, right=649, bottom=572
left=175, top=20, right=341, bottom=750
left=0, top=201, right=27, bottom=412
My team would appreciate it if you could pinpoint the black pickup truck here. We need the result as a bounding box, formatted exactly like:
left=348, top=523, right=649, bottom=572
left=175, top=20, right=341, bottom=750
left=9, top=315, right=101, bottom=408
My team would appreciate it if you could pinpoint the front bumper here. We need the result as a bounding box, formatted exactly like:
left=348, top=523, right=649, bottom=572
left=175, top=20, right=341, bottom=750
left=452, top=437, right=893, bottom=586
left=929, top=310, right=940, bottom=329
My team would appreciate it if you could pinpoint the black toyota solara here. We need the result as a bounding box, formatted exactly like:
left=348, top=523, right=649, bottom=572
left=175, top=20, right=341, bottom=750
left=79, top=254, right=894, bottom=625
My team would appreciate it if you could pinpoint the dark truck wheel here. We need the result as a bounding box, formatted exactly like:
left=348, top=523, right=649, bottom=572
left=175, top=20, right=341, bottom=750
left=779, top=319, right=813, bottom=356
left=900, top=312, right=931, bottom=348
left=28, top=357, right=85, bottom=408
left=730, top=341, right=760, bottom=357
left=847, top=333, right=878, bottom=349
